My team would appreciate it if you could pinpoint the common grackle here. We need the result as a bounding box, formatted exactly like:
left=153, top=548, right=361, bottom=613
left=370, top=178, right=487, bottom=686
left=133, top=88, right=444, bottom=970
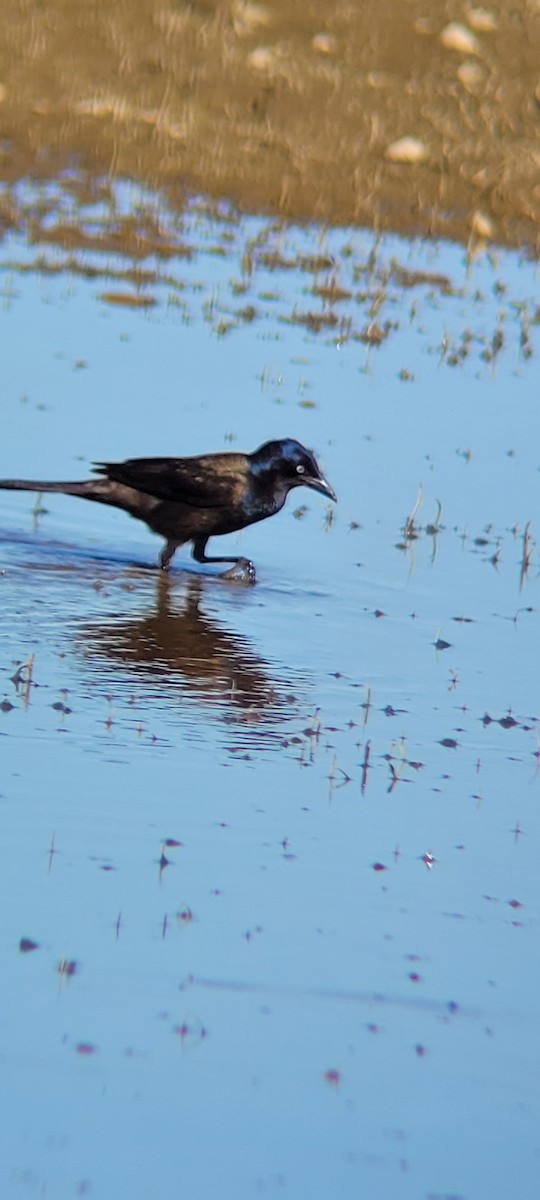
left=0, top=438, right=336, bottom=580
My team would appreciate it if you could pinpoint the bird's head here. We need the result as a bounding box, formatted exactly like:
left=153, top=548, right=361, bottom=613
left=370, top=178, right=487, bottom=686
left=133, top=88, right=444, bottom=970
left=250, top=439, right=337, bottom=502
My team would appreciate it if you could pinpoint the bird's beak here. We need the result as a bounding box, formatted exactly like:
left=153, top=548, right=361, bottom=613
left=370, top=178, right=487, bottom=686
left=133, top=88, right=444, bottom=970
left=303, top=474, right=337, bottom=503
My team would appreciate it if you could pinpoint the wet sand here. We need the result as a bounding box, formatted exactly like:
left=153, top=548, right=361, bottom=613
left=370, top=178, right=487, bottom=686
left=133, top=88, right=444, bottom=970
left=0, top=0, right=539, bottom=249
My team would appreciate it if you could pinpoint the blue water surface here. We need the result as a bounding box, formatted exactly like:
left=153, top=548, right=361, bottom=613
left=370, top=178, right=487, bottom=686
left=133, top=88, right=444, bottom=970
left=0, top=184, right=539, bottom=1199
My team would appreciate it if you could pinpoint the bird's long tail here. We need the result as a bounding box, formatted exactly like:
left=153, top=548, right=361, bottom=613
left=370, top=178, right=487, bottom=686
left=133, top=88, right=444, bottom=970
left=0, top=478, right=114, bottom=501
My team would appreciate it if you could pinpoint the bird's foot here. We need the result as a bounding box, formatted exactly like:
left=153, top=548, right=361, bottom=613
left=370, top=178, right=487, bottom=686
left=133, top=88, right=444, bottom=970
left=220, top=558, right=257, bottom=584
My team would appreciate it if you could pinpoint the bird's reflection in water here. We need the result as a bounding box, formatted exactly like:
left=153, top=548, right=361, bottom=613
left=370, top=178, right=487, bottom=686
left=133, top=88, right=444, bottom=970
left=78, top=574, right=306, bottom=744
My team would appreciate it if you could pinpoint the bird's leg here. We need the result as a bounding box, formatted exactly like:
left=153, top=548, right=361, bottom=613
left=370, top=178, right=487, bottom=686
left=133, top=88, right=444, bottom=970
left=191, top=536, right=256, bottom=583
left=159, top=540, right=180, bottom=570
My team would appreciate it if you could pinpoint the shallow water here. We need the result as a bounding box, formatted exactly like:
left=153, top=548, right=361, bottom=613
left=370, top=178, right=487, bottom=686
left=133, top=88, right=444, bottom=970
left=1, top=188, right=539, bottom=1199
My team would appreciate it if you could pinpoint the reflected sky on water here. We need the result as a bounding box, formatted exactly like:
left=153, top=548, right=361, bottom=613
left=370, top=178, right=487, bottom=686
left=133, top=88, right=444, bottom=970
left=0, top=183, right=539, bottom=1200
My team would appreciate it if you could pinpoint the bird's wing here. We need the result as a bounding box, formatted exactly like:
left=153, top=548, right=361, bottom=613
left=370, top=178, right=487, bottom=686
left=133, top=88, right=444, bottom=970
left=93, top=455, right=243, bottom=508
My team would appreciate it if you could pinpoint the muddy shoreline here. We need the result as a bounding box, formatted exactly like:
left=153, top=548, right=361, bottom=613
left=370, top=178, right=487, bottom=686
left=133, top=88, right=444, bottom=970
left=0, top=1, right=539, bottom=250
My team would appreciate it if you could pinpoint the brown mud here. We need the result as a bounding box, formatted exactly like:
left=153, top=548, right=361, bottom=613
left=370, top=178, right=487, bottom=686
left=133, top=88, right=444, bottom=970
left=0, top=1, right=539, bottom=251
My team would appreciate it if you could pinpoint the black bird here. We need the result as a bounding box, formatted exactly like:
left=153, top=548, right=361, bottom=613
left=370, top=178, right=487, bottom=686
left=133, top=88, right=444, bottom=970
left=0, top=438, right=336, bottom=579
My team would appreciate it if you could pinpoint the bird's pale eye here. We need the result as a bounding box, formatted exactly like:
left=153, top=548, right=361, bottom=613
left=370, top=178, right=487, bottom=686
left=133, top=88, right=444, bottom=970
left=296, top=464, right=306, bottom=475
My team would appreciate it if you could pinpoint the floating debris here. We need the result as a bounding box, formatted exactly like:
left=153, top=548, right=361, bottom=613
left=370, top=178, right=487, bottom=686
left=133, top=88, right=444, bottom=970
left=98, top=291, right=157, bottom=308
left=19, top=938, right=40, bottom=953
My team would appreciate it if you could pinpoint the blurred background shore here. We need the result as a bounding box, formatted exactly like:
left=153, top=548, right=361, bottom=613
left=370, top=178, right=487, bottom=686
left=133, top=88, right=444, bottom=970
left=0, top=0, right=539, bottom=249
